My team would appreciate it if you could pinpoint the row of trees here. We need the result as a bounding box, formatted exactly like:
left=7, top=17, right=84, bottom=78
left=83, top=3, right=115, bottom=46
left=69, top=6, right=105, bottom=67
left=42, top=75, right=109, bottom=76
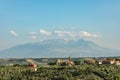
left=0, top=64, right=120, bottom=80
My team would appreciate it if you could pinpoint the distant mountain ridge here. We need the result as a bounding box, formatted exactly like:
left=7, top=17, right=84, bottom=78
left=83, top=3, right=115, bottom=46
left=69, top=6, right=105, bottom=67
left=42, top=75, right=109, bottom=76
left=0, top=39, right=120, bottom=58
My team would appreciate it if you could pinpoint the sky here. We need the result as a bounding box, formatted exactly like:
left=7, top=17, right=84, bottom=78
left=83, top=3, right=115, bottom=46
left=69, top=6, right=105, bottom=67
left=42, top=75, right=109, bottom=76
left=0, top=0, right=120, bottom=50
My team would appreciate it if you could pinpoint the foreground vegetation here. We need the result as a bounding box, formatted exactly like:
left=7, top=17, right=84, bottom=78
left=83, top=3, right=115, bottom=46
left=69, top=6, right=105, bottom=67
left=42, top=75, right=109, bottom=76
left=0, top=64, right=120, bottom=80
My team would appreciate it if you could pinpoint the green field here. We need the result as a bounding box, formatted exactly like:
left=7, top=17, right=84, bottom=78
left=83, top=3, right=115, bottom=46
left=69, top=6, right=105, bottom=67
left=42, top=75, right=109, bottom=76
left=0, top=64, right=120, bottom=80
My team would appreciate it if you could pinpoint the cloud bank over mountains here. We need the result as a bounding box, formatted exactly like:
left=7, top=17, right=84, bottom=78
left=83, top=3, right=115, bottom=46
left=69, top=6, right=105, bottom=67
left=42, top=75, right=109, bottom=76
left=39, top=29, right=101, bottom=38
left=10, top=29, right=101, bottom=40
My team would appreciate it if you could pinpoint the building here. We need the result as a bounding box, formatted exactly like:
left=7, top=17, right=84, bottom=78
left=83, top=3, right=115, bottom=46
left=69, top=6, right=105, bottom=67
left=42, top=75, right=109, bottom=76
left=95, top=60, right=102, bottom=64
left=29, top=63, right=37, bottom=72
left=55, top=57, right=74, bottom=66
left=102, top=60, right=115, bottom=64
left=114, top=61, right=120, bottom=65
left=84, top=59, right=95, bottom=64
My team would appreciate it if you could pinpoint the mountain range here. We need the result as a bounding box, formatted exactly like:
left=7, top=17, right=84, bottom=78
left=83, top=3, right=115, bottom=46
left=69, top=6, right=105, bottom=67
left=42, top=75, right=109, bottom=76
left=0, top=39, right=120, bottom=58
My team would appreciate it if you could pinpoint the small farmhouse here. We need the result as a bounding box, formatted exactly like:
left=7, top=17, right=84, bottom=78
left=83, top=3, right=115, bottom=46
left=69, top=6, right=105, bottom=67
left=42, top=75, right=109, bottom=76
left=29, top=63, right=37, bottom=72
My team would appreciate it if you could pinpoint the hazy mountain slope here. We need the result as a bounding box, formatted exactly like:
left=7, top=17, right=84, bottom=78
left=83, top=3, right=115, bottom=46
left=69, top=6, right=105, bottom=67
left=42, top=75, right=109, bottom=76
left=0, top=39, right=119, bottom=58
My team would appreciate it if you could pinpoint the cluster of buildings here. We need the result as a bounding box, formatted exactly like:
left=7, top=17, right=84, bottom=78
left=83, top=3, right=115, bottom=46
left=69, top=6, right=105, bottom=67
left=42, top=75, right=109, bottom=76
left=55, top=57, right=120, bottom=66
left=84, top=58, right=120, bottom=65
left=95, top=59, right=120, bottom=65
left=28, top=57, right=120, bottom=72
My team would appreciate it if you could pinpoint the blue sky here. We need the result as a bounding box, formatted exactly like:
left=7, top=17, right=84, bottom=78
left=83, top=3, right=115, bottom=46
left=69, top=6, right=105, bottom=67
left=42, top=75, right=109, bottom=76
left=0, top=0, right=120, bottom=50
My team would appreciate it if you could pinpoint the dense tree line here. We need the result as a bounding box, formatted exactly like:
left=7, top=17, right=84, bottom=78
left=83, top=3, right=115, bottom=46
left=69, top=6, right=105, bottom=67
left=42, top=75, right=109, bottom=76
left=0, top=64, right=120, bottom=80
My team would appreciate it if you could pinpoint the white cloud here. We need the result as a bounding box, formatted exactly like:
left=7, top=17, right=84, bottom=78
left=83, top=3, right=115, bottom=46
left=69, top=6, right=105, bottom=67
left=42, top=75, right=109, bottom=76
left=10, top=30, right=17, bottom=37
left=54, top=31, right=66, bottom=37
left=30, top=36, right=36, bottom=39
left=40, top=29, right=52, bottom=36
left=54, top=30, right=101, bottom=39
left=54, top=31, right=76, bottom=37
left=39, top=29, right=101, bottom=39
left=29, top=32, right=36, bottom=35
left=80, top=31, right=91, bottom=37
left=80, top=31, right=101, bottom=38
